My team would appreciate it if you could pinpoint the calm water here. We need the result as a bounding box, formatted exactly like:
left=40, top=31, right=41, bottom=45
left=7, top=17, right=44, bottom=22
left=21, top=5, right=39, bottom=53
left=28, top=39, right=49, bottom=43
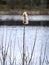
left=0, top=15, right=49, bottom=21
left=0, top=26, right=49, bottom=65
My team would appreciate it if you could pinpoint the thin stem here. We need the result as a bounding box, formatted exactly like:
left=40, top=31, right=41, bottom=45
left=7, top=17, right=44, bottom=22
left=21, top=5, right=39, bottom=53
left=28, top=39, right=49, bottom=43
left=22, top=25, right=25, bottom=65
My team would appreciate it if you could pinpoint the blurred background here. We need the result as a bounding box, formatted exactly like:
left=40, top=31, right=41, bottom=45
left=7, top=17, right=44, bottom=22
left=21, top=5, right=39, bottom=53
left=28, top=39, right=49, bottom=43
left=0, top=0, right=49, bottom=15
left=0, top=0, right=49, bottom=9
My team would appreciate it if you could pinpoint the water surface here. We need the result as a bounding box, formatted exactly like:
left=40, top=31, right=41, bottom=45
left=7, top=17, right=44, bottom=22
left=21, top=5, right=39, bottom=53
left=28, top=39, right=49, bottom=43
left=0, top=26, right=49, bottom=65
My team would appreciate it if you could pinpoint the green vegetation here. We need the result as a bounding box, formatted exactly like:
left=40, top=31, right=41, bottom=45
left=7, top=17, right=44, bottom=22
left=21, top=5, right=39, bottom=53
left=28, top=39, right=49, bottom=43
left=0, top=0, right=49, bottom=10
left=0, top=0, right=49, bottom=15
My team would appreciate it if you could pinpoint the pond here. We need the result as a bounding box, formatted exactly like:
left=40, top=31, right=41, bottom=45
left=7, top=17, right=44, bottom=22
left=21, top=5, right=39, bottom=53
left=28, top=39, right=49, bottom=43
left=0, top=26, right=49, bottom=65
left=0, top=15, right=49, bottom=21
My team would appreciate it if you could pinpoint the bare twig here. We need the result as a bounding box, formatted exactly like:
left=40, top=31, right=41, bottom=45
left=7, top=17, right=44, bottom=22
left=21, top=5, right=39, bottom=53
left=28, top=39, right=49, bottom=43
left=42, top=42, right=47, bottom=65
left=39, top=43, right=43, bottom=65
left=28, top=29, right=37, bottom=65
left=45, top=55, right=49, bottom=65
left=22, top=26, right=25, bottom=65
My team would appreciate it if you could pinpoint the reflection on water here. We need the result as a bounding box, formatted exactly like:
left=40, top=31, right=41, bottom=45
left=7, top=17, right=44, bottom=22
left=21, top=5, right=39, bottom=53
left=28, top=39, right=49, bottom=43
left=0, top=15, right=49, bottom=21
left=0, top=26, right=49, bottom=65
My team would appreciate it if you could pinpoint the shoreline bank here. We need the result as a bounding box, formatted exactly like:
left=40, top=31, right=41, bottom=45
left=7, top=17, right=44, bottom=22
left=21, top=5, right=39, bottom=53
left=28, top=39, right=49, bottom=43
left=0, top=9, right=49, bottom=15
